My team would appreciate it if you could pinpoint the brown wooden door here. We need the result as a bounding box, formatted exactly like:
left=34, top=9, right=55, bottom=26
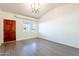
left=4, top=19, right=16, bottom=42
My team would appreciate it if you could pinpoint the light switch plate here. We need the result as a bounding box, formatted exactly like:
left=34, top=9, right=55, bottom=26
left=0, top=43, right=1, bottom=46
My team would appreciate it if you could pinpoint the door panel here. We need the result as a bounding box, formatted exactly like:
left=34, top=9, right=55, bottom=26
left=4, top=19, right=16, bottom=42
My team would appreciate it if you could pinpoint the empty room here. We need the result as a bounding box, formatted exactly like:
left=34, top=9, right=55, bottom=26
left=0, top=3, right=79, bottom=56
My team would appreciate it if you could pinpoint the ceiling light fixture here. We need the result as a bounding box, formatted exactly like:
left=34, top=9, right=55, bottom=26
left=31, top=3, right=40, bottom=13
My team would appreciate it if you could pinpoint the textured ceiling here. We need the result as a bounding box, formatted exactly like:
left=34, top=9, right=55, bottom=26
left=0, top=3, right=66, bottom=19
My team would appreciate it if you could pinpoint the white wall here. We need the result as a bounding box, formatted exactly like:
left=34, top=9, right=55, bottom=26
left=39, top=4, right=79, bottom=48
left=0, top=10, right=38, bottom=43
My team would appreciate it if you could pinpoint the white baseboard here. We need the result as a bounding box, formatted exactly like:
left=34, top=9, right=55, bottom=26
left=38, top=37, right=79, bottom=49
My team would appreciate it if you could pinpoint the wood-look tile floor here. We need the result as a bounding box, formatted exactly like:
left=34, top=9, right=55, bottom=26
left=0, top=38, right=79, bottom=56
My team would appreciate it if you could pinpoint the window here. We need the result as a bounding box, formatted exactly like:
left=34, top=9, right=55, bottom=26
left=23, top=23, right=28, bottom=32
left=23, top=22, right=37, bottom=32
left=31, top=23, right=37, bottom=32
